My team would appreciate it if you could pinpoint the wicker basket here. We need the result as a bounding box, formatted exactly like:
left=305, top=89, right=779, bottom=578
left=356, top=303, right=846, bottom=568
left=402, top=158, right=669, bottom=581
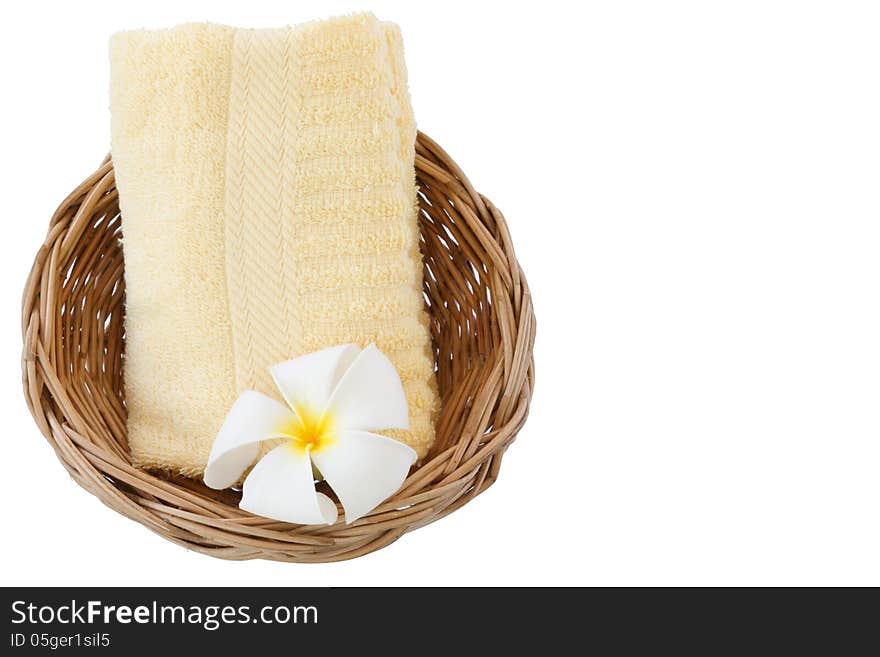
left=21, top=132, right=535, bottom=562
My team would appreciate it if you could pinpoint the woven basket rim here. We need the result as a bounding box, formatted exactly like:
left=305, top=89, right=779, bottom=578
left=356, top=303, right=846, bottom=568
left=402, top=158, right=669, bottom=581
left=22, top=131, right=536, bottom=562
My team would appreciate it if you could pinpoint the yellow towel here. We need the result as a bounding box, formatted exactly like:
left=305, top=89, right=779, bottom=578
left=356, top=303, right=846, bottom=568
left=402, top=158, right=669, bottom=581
left=110, top=13, right=439, bottom=478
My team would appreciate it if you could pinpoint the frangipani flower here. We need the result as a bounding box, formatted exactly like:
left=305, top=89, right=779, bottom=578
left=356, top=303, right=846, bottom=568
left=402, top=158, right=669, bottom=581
left=204, top=344, right=416, bottom=525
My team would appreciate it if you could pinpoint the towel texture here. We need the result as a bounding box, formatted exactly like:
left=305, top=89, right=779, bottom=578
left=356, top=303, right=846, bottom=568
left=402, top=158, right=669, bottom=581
left=110, top=13, right=439, bottom=478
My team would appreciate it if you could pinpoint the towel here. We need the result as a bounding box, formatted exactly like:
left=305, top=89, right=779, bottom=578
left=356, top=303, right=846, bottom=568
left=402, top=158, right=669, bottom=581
left=110, top=13, right=440, bottom=478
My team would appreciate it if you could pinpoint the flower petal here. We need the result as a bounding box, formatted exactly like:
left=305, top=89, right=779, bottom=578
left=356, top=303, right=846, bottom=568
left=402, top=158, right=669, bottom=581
left=311, top=430, right=417, bottom=523
left=270, top=344, right=361, bottom=416
left=204, top=391, right=297, bottom=489
left=325, top=343, right=409, bottom=432
left=240, top=444, right=338, bottom=525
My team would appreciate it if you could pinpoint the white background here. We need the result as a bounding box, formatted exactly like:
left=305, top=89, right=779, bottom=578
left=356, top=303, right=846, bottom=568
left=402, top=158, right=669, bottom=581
left=2, top=1, right=879, bottom=586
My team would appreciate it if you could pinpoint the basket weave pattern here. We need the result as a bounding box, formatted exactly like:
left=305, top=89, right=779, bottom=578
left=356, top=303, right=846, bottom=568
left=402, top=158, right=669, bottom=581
left=22, top=132, right=535, bottom=562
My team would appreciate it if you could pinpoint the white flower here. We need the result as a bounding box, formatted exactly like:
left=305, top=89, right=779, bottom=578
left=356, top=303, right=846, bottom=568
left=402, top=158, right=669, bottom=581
left=204, top=344, right=416, bottom=525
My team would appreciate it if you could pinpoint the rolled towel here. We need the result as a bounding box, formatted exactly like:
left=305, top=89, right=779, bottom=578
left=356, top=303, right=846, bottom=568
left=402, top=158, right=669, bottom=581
left=110, top=13, right=439, bottom=478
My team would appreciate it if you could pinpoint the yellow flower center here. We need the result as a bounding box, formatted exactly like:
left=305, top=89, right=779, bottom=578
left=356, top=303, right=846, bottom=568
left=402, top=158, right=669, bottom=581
left=278, top=404, right=336, bottom=455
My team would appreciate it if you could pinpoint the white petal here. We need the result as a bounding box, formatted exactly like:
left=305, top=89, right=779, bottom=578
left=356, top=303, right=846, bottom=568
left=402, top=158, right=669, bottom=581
left=204, top=391, right=297, bottom=490
left=311, top=430, right=416, bottom=523
left=240, top=444, right=338, bottom=525
left=326, top=343, right=410, bottom=432
left=270, top=344, right=361, bottom=415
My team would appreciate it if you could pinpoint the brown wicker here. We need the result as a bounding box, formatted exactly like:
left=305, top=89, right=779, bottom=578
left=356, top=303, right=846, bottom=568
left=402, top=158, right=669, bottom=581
left=21, top=131, right=535, bottom=562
